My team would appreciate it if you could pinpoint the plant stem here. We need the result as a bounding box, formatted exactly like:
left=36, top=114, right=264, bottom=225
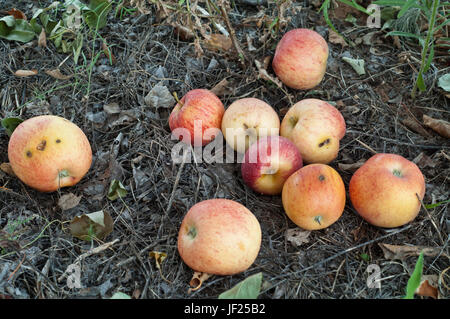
left=411, top=0, right=440, bottom=99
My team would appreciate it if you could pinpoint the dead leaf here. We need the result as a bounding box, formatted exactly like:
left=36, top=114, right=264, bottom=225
left=6, top=8, right=27, bottom=20
left=69, top=210, right=114, bottom=241
left=285, top=228, right=310, bottom=247
left=188, top=272, right=212, bottom=293
left=246, top=34, right=257, bottom=51
left=412, top=152, right=437, bottom=169
left=14, top=69, right=38, bottom=77
left=402, top=117, right=432, bottom=138
left=45, top=69, right=73, bottom=80
left=58, top=193, right=82, bottom=211
left=149, top=251, right=170, bottom=283
left=329, top=29, right=347, bottom=47
left=203, top=34, right=233, bottom=52
left=0, top=163, right=15, bottom=177
left=423, top=115, right=450, bottom=139
left=416, top=275, right=439, bottom=299
left=102, top=41, right=116, bottom=64
left=173, top=24, right=195, bottom=41
left=103, top=102, right=121, bottom=114
left=379, top=243, right=447, bottom=260
left=255, top=59, right=283, bottom=88
left=38, top=29, right=46, bottom=48
left=210, top=78, right=231, bottom=96
left=338, top=159, right=365, bottom=172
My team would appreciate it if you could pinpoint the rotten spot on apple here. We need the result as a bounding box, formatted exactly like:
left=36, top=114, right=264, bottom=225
left=36, top=140, right=47, bottom=151
left=26, top=151, right=32, bottom=157
left=318, top=138, right=331, bottom=148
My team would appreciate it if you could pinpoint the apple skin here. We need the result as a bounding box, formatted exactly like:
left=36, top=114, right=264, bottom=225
left=280, top=98, right=346, bottom=164
left=282, top=164, right=346, bottom=230
left=272, top=28, right=329, bottom=90
left=221, top=98, right=280, bottom=153
left=169, top=89, right=224, bottom=146
left=241, top=136, right=303, bottom=195
left=349, top=153, right=426, bottom=228
left=177, top=199, right=262, bottom=276
left=7, top=115, right=92, bottom=192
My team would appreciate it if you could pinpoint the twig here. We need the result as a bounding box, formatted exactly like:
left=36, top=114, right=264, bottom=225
left=416, top=193, right=444, bottom=245
left=8, top=253, right=26, bottom=281
left=355, top=138, right=378, bottom=155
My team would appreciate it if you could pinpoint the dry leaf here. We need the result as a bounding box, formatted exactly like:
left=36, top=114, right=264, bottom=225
left=69, top=210, right=114, bottom=241
left=173, top=24, right=195, bottom=41
left=254, top=59, right=283, bottom=88
left=210, top=78, right=231, bottom=96
left=14, top=69, right=38, bottom=77
left=0, top=163, right=15, bottom=177
left=412, top=152, right=436, bottom=169
left=203, top=34, right=233, bottom=52
left=149, top=251, right=171, bottom=283
left=45, top=69, right=73, bottom=80
left=416, top=275, right=439, bottom=299
left=338, top=159, right=366, bottom=172
left=285, top=228, right=310, bottom=247
left=423, top=115, right=450, bottom=139
left=379, top=243, right=447, bottom=260
left=58, top=193, right=82, bottom=211
left=103, top=102, right=121, bottom=114
left=6, top=8, right=27, bottom=20
left=188, top=271, right=212, bottom=293
left=329, top=29, right=347, bottom=47
left=402, top=117, right=432, bottom=138
left=38, top=29, right=47, bottom=48
left=102, top=41, right=116, bottom=64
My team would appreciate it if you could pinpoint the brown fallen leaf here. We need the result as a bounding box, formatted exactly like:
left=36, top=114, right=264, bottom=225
left=45, top=69, right=73, bottom=80
left=203, top=34, right=233, bottom=52
left=58, top=193, right=82, bottom=211
left=379, top=243, right=447, bottom=260
left=14, top=69, right=38, bottom=77
left=38, top=28, right=47, bottom=48
left=402, top=117, right=432, bottom=138
left=173, top=24, right=195, bottom=41
left=416, top=275, right=439, bottom=299
left=69, top=210, right=114, bottom=241
left=423, top=115, right=450, bottom=139
left=6, top=8, right=27, bottom=20
left=0, top=163, right=15, bottom=176
left=412, top=152, right=437, bottom=169
left=329, top=29, right=347, bottom=47
left=149, top=251, right=171, bottom=283
left=285, top=228, right=310, bottom=247
left=338, top=159, right=366, bottom=172
left=188, top=271, right=212, bottom=293
left=255, top=59, right=283, bottom=88
left=210, top=78, right=231, bottom=96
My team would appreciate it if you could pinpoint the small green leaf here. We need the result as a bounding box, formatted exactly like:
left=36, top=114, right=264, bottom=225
left=437, top=73, right=450, bottom=92
left=422, top=43, right=434, bottom=73
left=416, top=72, right=426, bottom=92
left=425, top=199, right=450, bottom=209
left=107, top=179, right=127, bottom=201
left=84, top=0, right=112, bottom=29
left=360, top=253, right=370, bottom=262
left=404, top=251, right=424, bottom=299
left=218, top=273, right=263, bottom=299
left=110, top=292, right=131, bottom=299
left=1, top=118, right=23, bottom=136
left=0, top=17, right=36, bottom=43
left=342, top=57, right=366, bottom=75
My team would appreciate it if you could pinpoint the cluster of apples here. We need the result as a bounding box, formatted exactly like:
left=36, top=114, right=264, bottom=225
left=3, top=28, right=426, bottom=281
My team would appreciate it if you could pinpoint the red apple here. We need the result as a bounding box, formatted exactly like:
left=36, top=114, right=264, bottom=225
left=7, top=115, right=92, bottom=192
left=272, top=28, right=329, bottom=90
left=177, top=199, right=262, bottom=275
left=282, top=164, right=346, bottom=230
left=280, top=98, right=346, bottom=164
left=221, top=98, right=280, bottom=153
left=241, top=136, right=303, bottom=195
left=349, top=153, right=426, bottom=228
left=169, top=89, right=224, bottom=146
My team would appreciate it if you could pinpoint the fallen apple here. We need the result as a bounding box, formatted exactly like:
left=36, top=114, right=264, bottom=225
left=349, top=153, right=426, bottom=228
left=282, top=164, right=346, bottom=230
left=221, top=97, right=280, bottom=154
left=177, top=198, right=262, bottom=275
left=241, top=135, right=303, bottom=195
left=8, top=115, right=92, bottom=192
left=280, top=98, right=346, bottom=164
left=272, top=28, right=329, bottom=90
left=169, top=88, right=224, bottom=146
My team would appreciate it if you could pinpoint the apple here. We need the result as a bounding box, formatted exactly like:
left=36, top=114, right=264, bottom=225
left=169, top=89, right=224, bottom=146
left=177, top=198, right=262, bottom=276
left=7, top=115, right=92, bottom=192
left=221, top=98, right=280, bottom=153
left=349, top=153, right=426, bottom=228
left=280, top=98, right=346, bottom=164
left=272, top=28, right=329, bottom=90
left=241, top=135, right=303, bottom=195
left=282, top=164, right=346, bottom=230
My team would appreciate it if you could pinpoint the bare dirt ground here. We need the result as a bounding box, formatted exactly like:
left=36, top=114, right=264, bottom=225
left=0, top=0, right=449, bottom=299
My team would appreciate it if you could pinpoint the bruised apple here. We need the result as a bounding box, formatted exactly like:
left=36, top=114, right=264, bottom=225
left=8, top=115, right=92, bottom=192
left=282, top=164, right=346, bottom=230
left=169, top=89, right=224, bottom=146
left=272, top=28, right=329, bottom=90
left=241, top=136, right=303, bottom=195
left=349, top=153, right=426, bottom=228
left=177, top=199, right=262, bottom=275
left=280, top=98, right=346, bottom=164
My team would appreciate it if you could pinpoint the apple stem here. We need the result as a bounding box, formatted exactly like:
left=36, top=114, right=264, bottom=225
left=314, top=216, right=322, bottom=225
left=187, top=226, right=197, bottom=239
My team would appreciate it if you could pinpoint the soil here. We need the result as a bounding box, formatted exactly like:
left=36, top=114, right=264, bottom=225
left=0, top=0, right=449, bottom=299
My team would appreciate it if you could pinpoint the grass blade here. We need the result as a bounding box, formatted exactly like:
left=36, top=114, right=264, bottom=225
left=404, top=252, right=424, bottom=299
